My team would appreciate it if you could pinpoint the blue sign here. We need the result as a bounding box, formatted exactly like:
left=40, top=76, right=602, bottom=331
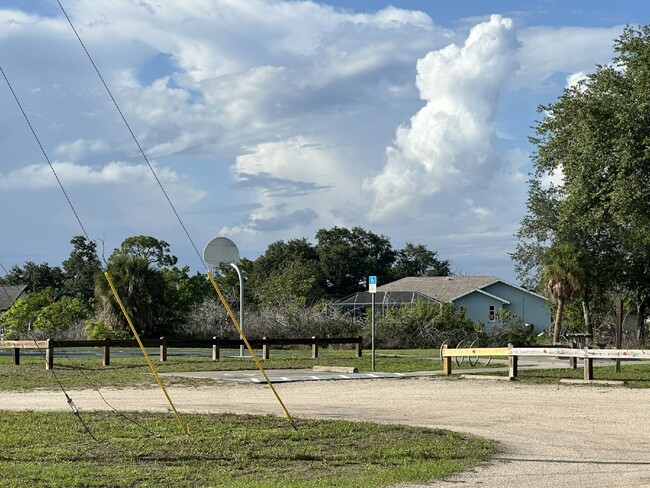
left=368, top=275, right=377, bottom=293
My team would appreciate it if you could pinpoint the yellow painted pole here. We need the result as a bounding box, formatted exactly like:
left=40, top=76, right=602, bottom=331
left=104, top=272, right=189, bottom=436
left=206, top=270, right=297, bottom=429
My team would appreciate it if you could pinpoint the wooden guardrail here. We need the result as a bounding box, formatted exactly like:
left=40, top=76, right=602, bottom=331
left=440, top=345, right=509, bottom=375
left=442, top=344, right=650, bottom=381
left=0, top=336, right=363, bottom=370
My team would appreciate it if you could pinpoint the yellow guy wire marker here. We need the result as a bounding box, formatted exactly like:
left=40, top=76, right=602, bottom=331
left=207, top=270, right=297, bottom=430
left=104, top=272, right=190, bottom=436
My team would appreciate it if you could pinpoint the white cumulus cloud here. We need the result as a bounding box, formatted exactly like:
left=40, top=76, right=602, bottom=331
left=364, top=15, right=520, bottom=222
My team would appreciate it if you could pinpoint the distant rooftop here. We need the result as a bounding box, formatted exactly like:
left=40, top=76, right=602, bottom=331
left=0, top=284, right=28, bottom=311
left=377, top=276, right=500, bottom=302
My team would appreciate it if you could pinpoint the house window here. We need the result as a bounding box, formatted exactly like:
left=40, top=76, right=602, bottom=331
left=488, top=305, right=496, bottom=322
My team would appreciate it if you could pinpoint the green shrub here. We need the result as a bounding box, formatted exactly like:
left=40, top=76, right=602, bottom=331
left=84, top=320, right=131, bottom=340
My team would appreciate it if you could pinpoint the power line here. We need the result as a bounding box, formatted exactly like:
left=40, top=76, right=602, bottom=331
left=55, top=0, right=207, bottom=271
left=0, top=66, right=91, bottom=242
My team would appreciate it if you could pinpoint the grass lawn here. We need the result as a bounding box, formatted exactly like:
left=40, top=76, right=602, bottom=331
left=0, top=348, right=447, bottom=390
left=501, top=361, right=650, bottom=388
left=0, top=347, right=500, bottom=486
left=0, top=410, right=496, bottom=487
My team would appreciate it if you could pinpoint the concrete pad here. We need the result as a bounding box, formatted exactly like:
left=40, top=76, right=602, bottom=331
left=312, top=365, right=358, bottom=374
left=559, top=378, right=625, bottom=386
left=459, top=374, right=513, bottom=381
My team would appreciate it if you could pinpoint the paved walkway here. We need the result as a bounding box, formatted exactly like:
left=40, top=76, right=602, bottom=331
left=160, top=356, right=583, bottom=383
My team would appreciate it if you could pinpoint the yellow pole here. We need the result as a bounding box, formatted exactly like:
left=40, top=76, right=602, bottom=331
left=206, top=270, right=297, bottom=429
left=103, top=272, right=190, bottom=436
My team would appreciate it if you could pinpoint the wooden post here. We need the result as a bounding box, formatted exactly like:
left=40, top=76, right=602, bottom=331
left=212, top=336, right=220, bottom=361
left=160, top=336, right=167, bottom=362
left=262, top=336, right=270, bottom=360
left=102, top=339, right=110, bottom=366
left=442, top=344, right=452, bottom=376
left=616, top=298, right=623, bottom=373
left=311, top=336, right=319, bottom=359
left=509, top=354, right=518, bottom=379
left=12, top=347, right=20, bottom=366
left=584, top=357, right=594, bottom=381
left=569, top=356, right=577, bottom=369
left=46, top=339, right=54, bottom=370
left=355, top=336, right=363, bottom=357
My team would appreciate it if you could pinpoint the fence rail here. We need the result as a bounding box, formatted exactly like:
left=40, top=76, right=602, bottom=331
left=0, top=336, right=363, bottom=370
left=442, top=344, right=650, bottom=380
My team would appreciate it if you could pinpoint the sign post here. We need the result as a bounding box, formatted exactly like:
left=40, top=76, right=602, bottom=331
left=369, top=276, right=377, bottom=372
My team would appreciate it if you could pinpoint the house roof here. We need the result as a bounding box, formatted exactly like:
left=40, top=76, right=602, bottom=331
left=377, top=276, right=545, bottom=303
left=335, top=291, right=440, bottom=306
left=0, top=284, right=28, bottom=312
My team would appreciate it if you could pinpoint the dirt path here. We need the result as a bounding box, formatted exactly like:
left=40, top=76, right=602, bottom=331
left=2, top=377, right=650, bottom=487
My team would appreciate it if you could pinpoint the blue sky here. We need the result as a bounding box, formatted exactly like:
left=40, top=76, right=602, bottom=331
left=1, top=0, right=648, bottom=283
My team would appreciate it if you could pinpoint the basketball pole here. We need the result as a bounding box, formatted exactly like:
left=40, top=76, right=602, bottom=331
left=231, top=262, right=245, bottom=357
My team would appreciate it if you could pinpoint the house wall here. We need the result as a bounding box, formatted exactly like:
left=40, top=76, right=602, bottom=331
left=453, top=293, right=505, bottom=330
left=454, top=282, right=550, bottom=333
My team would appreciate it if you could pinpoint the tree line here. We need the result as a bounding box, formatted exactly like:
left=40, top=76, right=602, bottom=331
left=514, top=25, right=650, bottom=344
left=0, top=227, right=452, bottom=340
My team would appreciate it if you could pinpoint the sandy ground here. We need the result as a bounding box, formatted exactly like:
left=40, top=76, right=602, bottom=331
left=2, top=377, right=650, bottom=487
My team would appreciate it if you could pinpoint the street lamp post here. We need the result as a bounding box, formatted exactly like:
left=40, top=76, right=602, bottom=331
left=230, top=262, right=245, bottom=357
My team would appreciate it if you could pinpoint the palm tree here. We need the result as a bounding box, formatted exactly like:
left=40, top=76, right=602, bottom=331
left=540, top=243, right=587, bottom=344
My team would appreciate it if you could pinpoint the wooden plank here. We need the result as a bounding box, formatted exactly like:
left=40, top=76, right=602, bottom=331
left=584, top=349, right=650, bottom=360
left=510, top=347, right=581, bottom=358
left=442, top=347, right=508, bottom=357
left=0, top=340, right=49, bottom=349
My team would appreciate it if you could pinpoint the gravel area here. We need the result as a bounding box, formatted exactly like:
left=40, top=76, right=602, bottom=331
left=2, top=377, right=650, bottom=487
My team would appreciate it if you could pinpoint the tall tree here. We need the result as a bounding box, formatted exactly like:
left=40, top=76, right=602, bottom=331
left=540, top=244, right=586, bottom=344
left=316, top=226, right=396, bottom=298
left=393, top=243, right=451, bottom=278
left=514, top=25, right=650, bottom=337
left=0, top=262, right=64, bottom=292
left=250, top=238, right=323, bottom=307
left=117, top=235, right=178, bottom=268
left=62, top=236, right=103, bottom=301
left=95, top=236, right=178, bottom=337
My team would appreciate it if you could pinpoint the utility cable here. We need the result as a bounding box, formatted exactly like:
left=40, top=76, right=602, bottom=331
left=0, top=72, right=160, bottom=438
left=56, top=0, right=298, bottom=429
left=103, top=272, right=189, bottom=436
left=0, top=66, right=91, bottom=243
left=25, top=329, right=99, bottom=442
left=52, top=341, right=162, bottom=438
left=56, top=0, right=204, bottom=268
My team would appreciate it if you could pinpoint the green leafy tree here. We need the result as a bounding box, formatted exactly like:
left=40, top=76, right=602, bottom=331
left=117, top=235, right=178, bottom=268
left=95, top=236, right=179, bottom=337
left=0, top=262, right=64, bottom=292
left=253, top=238, right=319, bottom=277
left=0, top=288, right=88, bottom=339
left=316, top=226, right=396, bottom=298
left=162, top=265, right=212, bottom=322
left=258, top=261, right=322, bottom=310
left=539, top=244, right=587, bottom=343
left=514, top=25, right=650, bottom=339
left=62, top=235, right=103, bottom=302
left=250, top=238, right=324, bottom=308
left=393, top=243, right=451, bottom=278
